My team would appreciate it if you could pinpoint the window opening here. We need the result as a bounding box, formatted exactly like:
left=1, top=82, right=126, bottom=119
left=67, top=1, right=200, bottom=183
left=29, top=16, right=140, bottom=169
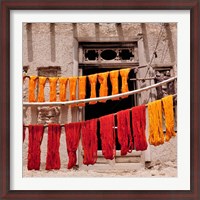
left=37, top=66, right=61, bottom=77
left=100, top=49, right=117, bottom=60
left=85, top=50, right=98, bottom=61
left=119, top=49, right=134, bottom=60
left=80, top=42, right=138, bottom=64
left=154, top=68, right=175, bottom=99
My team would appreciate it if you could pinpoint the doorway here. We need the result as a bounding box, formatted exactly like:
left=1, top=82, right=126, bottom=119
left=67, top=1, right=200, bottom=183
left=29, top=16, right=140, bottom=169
left=82, top=67, right=136, bottom=150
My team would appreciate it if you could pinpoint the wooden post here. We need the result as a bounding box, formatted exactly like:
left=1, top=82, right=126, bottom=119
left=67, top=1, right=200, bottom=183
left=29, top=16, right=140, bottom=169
left=72, top=38, right=81, bottom=167
left=77, top=67, right=84, bottom=168
left=137, top=38, right=152, bottom=163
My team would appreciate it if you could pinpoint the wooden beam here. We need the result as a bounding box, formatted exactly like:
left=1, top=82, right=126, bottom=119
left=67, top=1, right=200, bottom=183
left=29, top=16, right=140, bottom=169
left=77, top=37, right=140, bottom=42
left=164, top=23, right=176, bottom=63
left=72, top=23, right=78, bottom=38
left=115, top=23, right=124, bottom=41
left=50, top=23, right=56, bottom=62
left=141, top=23, right=150, bottom=63
left=95, top=23, right=100, bottom=41
left=26, top=23, right=33, bottom=62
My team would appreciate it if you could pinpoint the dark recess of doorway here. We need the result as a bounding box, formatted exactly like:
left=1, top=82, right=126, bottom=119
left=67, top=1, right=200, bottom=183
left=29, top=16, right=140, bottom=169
left=82, top=67, right=136, bottom=150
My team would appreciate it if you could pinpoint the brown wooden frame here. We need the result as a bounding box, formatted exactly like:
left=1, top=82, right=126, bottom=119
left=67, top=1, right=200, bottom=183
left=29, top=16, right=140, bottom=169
left=1, top=0, right=199, bottom=199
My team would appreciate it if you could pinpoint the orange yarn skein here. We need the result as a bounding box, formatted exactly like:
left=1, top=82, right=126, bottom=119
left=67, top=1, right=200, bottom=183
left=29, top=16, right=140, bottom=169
left=88, top=74, right=97, bottom=105
left=59, top=77, right=68, bottom=101
left=28, top=76, right=38, bottom=102
left=38, top=77, right=47, bottom=102
left=78, top=76, right=87, bottom=106
left=110, top=70, right=119, bottom=101
left=148, top=100, right=164, bottom=146
left=120, top=68, right=130, bottom=99
left=98, top=72, right=109, bottom=103
left=69, top=77, right=77, bottom=107
left=49, top=77, right=58, bottom=102
left=162, top=95, right=176, bottom=142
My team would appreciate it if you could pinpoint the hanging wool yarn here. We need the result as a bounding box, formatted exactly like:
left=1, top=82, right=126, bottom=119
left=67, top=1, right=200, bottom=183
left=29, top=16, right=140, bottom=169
left=132, top=105, right=148, bottom=151
left=98, top=72, right=109, bottom=103
left=38, top=77, right=47, bottom=102
left=28, top=76, right=38, bottom=102
left=162, top=95, right=176, bottom=141
left=69, top=77, right=77, bottom=106
left=88, top=74, right=97, bottom=105
left=81, top=119, right=98, bottom=165
left=120, top=68, right=130, bottom=99
left=117, top=109, right=133, bottom=155
left=46, top=124, right=61, bottom=170
left=49, top=77, right=58, bottom=102
left=99, top=114, right=116, bottom=160
left=64, top=122, right=82, bottom=169
left=23, top=124, right=26, bottom=142
left=110, top=70, right=119, bottom=101
left=59, top=77, right=68, bottom=101
left=27, top=125, right=44, bottom=170
left=78, top=76, right=87, bottom=106
left=148, top=100, right=164, bottom=146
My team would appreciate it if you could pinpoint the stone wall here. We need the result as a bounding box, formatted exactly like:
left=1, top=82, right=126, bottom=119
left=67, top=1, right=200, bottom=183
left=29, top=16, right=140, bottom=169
left=23, top=22, right=177, bottom=168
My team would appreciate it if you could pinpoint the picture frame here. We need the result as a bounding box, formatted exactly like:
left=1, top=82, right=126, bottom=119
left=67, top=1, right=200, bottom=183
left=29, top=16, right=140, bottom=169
left=1, top=0, right=199, bottom=199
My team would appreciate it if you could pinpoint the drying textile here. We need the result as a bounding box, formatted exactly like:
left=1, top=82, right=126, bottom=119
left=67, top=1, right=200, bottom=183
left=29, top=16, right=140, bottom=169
left=49, top=77, right=58, bottom=102
left=110, top=70, right=119, bottom=101
left=64, top=122, right=82, bottom=169
left=98, top=72, right=109, bottom=103
left=99, top=114, right=116, bottom=159
left=78, top=76, right=87, bottom=106
left=162, top=95, right=176, bottom=141
left=28, top=76, right=37, bottom=102
left=81, top=119, right=98, bottom=165
left=120, top=68, right=130, bottom=99
left=23, top=124, right=26, bottom=142
left=117, top=109, right=133, bottom=155
left=88, top=74, right=97, bottom=105
left=148, top=100, right=164, bottom=146
left=69, top=77, right=77, bottom=106
left=46, top=124, right=61, bottom=170
left=28, top=125, right=44, bottom=170
left=132, top=105, right=148, bottom=151
left=38, top=77, right=47, bottom=102
left=59, top=77, right=68, bottom=101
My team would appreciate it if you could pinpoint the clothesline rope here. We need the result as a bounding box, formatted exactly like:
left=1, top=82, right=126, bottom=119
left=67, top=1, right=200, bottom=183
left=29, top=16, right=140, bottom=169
left=23, top=93, right=177, bottom=128
left=23, top=76, right=177, bottom=106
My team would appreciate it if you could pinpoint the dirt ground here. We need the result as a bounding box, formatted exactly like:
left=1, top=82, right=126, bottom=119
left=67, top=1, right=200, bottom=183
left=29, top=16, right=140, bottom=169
left=23, top=159, right=177, bottom=177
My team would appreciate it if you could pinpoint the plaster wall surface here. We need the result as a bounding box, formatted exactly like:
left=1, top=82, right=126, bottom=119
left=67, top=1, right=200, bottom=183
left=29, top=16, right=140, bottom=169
left=23, top=23, right=177, bottom=171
